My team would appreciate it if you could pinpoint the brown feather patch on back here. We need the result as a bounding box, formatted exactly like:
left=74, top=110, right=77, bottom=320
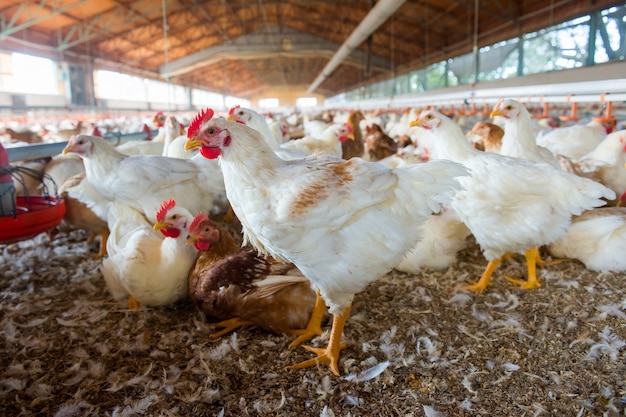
left=290, top=160, right=354, bottom=216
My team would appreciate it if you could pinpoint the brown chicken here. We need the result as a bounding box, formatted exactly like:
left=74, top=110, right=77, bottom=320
left=57, top=172, right=109, bottom=257
left=466, top=121, right=504, bottom=153
left=342, top=110, right=365, bottom=159
left=396, top=134, right=413, bottom=149
left=186, top=213, right=317, bottom=338
left=364, top=123, right=398, bottom=162
left=54, top=121, right=84, bottom=142
left=3, top=127, right=43, bottom=144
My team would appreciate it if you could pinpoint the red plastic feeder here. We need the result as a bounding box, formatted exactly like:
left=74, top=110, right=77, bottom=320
left=0, top=196, right=66, bottom=244
left=0, top=142, right=66, bottom=244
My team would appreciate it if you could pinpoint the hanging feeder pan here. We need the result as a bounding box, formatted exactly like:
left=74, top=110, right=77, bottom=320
left=0, top=196, right=65, bottom=244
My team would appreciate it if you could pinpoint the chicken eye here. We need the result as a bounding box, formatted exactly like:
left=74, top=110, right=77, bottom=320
left=207, top=128, right=216, bottom=135
left=172, top=214, right=177, bottom=219
left=506, top=105, right=513, bottom=110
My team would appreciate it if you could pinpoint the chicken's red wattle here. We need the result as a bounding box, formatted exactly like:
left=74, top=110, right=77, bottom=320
left=201, top=147, right=221, bottom=159
left=194, top=240, right=212, bottom=251
left=160, top=227, right=181, bottom=238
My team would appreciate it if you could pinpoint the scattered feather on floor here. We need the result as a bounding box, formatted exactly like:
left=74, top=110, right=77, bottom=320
left=0, top=230, right=624, bottom=415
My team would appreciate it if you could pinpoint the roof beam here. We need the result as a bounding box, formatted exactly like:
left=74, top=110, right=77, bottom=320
left=55, top=0, right=164, bottom=51
left=0, top=0, right=90, bottom=38
left=160, top=27, right=394, bottom=77
left=307, top=0, right=407, bottom=93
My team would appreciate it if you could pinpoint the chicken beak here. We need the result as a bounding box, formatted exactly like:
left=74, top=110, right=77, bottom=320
left=409, top=119, right=423, bottom=128
left=226, top=115, right=238, bottom=121
left=185, top=235, right=199, bottom=245
left=62, top=144, right=73, bottom=155
left=184, top=138, right=202, bottom=151
left=346, top=133, right=355, bottom=141
left=153, top=220, right=168, bottom=231
left=490, top=109, right=504, bottom=118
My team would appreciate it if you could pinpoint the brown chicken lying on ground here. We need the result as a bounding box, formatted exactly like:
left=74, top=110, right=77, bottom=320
left=185, top=213, right=317, bottom=338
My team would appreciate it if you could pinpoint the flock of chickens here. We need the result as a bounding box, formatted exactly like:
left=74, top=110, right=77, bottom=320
left=4, top=99, right=626, bottom=376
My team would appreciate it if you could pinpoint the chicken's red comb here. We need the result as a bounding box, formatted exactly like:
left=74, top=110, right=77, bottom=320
left=189, top=212, right=210, bottom=233
left=156, top=199, right=176, bottom=222
left=228, top=105, right=241, bottom=116
left=187, top=108, right=215, bottom=138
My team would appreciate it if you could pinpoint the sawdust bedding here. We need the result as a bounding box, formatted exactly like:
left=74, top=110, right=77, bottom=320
left=0, top=228, right=624, bottom=417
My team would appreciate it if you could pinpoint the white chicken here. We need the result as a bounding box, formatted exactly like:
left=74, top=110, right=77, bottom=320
left=162, top=115, right=195, bottom=159
left=279, top=123, right=354, bottom=158
left=491, top=99, right=562, bottom=169
left=547, top=207, right=626, bottom=272
left=62, top=134, right=223, bottom=222
left=302, top=112, right=331, bottom=138
left=574, top=129, right=626, bottom=203
left=100, top=199, right=197, bottom=308
left=114, top=111, right=168, bottom=155
left=115, top=138, right=164, bottom=156
left=535, top=119, right=608, bottom=160
left=396, top=208, right=470, bottom=273
left=226, top=106, right=306, bottom=160
left=42, top=154, right=85, bottom=197
left=184, top=108, right=468, bottom=376
left=410, top=110, right=615, bottom=292
left=227, top=106, right=283, bottom=149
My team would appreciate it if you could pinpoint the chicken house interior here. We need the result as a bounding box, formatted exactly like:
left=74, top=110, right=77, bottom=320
left=1, top=1, right=626, bottom=415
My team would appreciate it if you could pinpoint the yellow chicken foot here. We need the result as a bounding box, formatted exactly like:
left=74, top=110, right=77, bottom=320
left=289, top=291, right=326, bottom=348
left=127, top=295, right=141, bottom=310
left=93, top=229, right=110, bottom=259
left=464, top=257, right=503, bottom=292
left=536, top=253, right=576, bottom=267
left=286, top=305, right=351, bottom=376
left=209, top=317, right=254, bottom=339
left=506, top=247, right=542, bottom=290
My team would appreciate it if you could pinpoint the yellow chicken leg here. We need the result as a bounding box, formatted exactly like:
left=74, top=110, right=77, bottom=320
left=506, top=247, right=542, bottom=290
left=86, top=231, right=97, bottom=245
left=464, top=257, right=502, bottom=292
left=94, top=229, right=110, bottom=259
left=127, top=295, right=141, bottom=310
left=286, top=305, right=350, bottom=376
left=289, top=291, right=326, bottom=348
left=209, top=317, right=254, bottom=339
